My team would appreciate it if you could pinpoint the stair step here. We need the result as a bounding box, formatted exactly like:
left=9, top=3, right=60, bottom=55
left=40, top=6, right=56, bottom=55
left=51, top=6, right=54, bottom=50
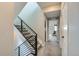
left=22, top=31, right=29, bottom=33
left=29, top=42, right=35, bottom=45
left=17, top=28, right=26, bottom=30
left=29, top=39, right=35, bottom=42
left=28, top=37, right=35, bottom=41
left=17, top=27, right=26, bottom=30
left=25, top=35, right=34, bottom=39
left=22, top=30, right=28, bottom=32
left=31, top=50, right=35, bottom=54
left=32, top=44, right=35, bottom=48
left=22, top=32, right=30, bottom=35
left=37, top=44, right=42, bottom=50
left=15, top=25, right=26, bottom=29
left=25, top=34, right=33, bottom=37
left=15, top=25, right=21, bottom=27
left=27, top=54, right=33, bottom=56
left=31, top=44, right=35, bottom=47
left=30, top=41, right=35, bottom=44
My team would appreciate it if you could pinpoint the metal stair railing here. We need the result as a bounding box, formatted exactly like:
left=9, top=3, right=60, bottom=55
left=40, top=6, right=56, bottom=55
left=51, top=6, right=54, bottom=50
left=14, top=16, right=37, bottom=56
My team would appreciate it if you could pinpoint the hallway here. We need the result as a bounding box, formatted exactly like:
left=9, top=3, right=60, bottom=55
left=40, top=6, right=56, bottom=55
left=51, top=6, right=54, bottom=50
left=38, top=40, right=61, bottom=56
left=45, top=40, right=61, bottom=56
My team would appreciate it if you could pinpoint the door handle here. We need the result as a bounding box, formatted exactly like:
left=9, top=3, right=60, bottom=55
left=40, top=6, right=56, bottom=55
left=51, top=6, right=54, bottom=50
left=61, top=36, right=64, bottom=38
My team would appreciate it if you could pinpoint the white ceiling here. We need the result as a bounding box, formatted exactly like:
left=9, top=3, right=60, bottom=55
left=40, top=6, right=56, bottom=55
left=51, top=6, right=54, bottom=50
left=38, top=2, right=61, bottom=9
left=37, top=2, right=61, bottom=18
left=45, top=10, right=60, bottom=18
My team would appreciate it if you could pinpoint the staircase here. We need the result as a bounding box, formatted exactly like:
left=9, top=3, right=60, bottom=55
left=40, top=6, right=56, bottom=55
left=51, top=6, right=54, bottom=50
left=14, top=16, right=38, bottom=56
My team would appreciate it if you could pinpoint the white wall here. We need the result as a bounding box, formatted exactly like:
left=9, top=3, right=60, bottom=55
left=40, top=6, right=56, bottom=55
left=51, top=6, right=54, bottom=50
left=14, top=26, right=26, bottom=48
left=14, top=2, right=26, bottom=17
left=61, top=2, right=79, bottom=56
left=67, top=3, right=79, bottom=56
left=18, top=2, right=46, bottom=46
left=0, top=3, right=14, bottom=56
left=0, top=2, right=26, bottom=56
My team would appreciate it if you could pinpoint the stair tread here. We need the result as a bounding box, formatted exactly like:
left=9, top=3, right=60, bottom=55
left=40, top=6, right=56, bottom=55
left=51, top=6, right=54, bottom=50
left=25, top=35, right=33, bottom=37
left=22, top=31, right=30, bottom=33
left=24, top=33, right=33, bottom=36
left=22, top=30, right=28, bottom=32
left=15, top=25, right=26, bottom=29
left=22, top=33, right=30, bottom=35
left=15, top=25, right=20, bottom=27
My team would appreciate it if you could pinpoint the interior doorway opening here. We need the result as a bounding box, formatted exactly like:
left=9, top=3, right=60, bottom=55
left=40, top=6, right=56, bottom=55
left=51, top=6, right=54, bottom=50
left=45, top=16, right=61, bottom=56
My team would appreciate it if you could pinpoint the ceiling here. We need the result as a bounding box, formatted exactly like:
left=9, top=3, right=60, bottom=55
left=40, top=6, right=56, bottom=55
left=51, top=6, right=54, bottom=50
left=37, top=2, right=61, bottom=9
left=45, top=10, right=60, bottom=19
left=14, top=2, right=61, bottom=19
left=37, top=2, right=61, bottom=19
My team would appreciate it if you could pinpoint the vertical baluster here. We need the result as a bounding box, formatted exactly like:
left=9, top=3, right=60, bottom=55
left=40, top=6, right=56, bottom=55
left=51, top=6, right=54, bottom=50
left=18, top=46, right=20, bottom=56
left=21, top=20, right=23, bottom=32
left=35, top=34, right=37, bottom=56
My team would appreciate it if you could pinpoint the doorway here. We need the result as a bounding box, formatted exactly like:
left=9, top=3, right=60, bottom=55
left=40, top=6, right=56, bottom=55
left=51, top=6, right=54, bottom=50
left=45, top=17, right=61, bottom=56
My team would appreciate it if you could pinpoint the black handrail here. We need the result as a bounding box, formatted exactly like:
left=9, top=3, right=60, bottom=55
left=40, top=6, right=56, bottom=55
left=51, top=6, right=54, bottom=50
left=18, top=16, right=37, bottom=35
left=15, top=16, right=37, bottom=56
